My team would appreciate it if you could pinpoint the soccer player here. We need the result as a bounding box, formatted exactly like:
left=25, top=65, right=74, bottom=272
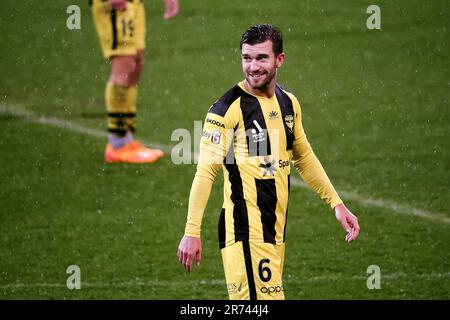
left=90, top=0, right=179, bottom=163
left=177, top=24, right=360, bottom=300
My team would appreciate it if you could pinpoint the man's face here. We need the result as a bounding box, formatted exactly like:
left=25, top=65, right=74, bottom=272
left=241, top=40, right=284, bottom=92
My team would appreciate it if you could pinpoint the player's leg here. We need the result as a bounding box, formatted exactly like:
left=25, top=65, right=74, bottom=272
left=105, top=54, right=163, bottom=163
left=131, top=49, right=145, bottom=85
left=92, top=0, right=163, bottom=163
left=221, top=241, right=252, bottom=300
left=249, top=242, right=285, bottom=300
left=221, top=241, right=285, bottom=300
left=106, top=55, right=137, bottom=148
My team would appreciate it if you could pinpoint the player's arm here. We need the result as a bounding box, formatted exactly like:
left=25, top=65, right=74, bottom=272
left=108, top=0, right=127, bottom=11
left=290, top=97, right=360, bottom=242
left=163, top=0, right=179, bottom=20
left=177, top=112, right=231, bottom=272
left=177, top=166, right=219, bottom=273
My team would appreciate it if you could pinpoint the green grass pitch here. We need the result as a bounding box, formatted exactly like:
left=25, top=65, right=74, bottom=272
left=0, top=0, right=449, bottom=299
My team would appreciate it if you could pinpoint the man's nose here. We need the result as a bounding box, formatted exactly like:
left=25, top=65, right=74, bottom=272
left=249, top=59, right=260, bottom=71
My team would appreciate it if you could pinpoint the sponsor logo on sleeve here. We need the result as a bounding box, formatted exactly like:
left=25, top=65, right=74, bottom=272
left=206, top=117, right=225, bottom=128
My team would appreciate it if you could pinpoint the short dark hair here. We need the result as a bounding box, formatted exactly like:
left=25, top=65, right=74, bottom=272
left=240, top=24, right=283, bottom=56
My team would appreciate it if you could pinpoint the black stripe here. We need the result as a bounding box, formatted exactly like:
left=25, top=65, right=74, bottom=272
left=255, top=178, right=277, bottom=244
left=224, top=162, right=249, bottom=243
left=242, top=241, right=257, bottom=300
left=107, top=128, right=127, bottom=136
left=283, top=175, right=290, bottom=242
left=209, top=85, right=242, bottom=117
left=218, top=208, right=226, bottom=249
left=110, top=10, right=118, bottom=50
left=240, top=91, right=271, bottom=157
left=275, top=85, right=295, bottom=151
left=107, top=112, right=136, bottom=118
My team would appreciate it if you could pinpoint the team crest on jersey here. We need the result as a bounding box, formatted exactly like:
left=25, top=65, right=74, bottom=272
left=259, top=156, right=277, bottom=176
left=284, top=114, right=294, bottom=133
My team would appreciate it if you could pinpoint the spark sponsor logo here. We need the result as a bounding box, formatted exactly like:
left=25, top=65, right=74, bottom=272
left=259, top=156, right=277, bottom=176
left=279, top=159, right=290, bottom=169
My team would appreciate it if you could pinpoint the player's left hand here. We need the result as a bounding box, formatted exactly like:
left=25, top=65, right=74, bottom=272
left=177, top=235, right=202, bottom=273
left=163, top=0, right=179, bottom=20
left=334, top=203, right=360, bottom=243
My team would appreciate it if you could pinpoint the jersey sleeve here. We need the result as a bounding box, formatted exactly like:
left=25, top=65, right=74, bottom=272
left=184, top=106, right=237, bottom=237
left=290, top=95, right=343, bottom=209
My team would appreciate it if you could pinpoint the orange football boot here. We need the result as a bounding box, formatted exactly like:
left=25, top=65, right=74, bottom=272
left=104, top=140, right=165, bottom=164
left=128, top=140, right=165, bottom=159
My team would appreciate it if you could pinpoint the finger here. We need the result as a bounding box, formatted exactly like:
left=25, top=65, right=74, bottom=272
left=347, top=228, right=359, bottom=242
left=178, top=248, right=185, bottom=264
left=339, top=216, right=351, bottom=233
left=196, top=248, right=202, bottom=266
left=181, top=251, right=188, bottom=270
left=179, top=248, right=185, bottom=264
left=345, top=230, right=353, bottom=242
left=182, top=252, right=189, bottom=272
left=350, top=226, right=360, bottom=241
left=185, top=254, right=193, bottom=273
left=347, top=216, right=359, bottom=241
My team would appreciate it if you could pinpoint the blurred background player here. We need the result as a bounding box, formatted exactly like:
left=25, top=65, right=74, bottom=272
left=90, top=0, right=179, bottom=163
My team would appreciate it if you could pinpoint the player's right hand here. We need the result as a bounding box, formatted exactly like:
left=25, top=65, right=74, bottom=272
left=177, top=235, right=202, bottom=273
left=108, top=0, right=127, bottom=11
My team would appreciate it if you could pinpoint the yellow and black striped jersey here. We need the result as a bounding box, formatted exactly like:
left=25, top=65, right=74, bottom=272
left=186, top=81, right=342, bottom=248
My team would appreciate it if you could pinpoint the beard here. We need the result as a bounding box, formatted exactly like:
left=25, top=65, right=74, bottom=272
left=245, top=68, right=277, bottom=91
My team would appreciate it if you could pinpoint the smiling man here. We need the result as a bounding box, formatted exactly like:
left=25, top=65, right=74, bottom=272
left=177, top=24, right=360, bottom=300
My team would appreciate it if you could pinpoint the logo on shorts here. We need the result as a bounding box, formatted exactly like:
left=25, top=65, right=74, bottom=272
left=227, top=282, right=243, bottom=295
left=260, top=284, right=284, bottom=295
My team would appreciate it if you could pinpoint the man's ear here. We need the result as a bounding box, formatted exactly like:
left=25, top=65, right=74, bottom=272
left=276, top=52, right=285, bottom=68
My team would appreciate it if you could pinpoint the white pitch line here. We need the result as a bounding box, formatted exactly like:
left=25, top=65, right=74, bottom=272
left=1, top=104, right=449, bottom=225
left=290, top=179, right=450, bottom=224
left=1, top=272, right=449, bottom=289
